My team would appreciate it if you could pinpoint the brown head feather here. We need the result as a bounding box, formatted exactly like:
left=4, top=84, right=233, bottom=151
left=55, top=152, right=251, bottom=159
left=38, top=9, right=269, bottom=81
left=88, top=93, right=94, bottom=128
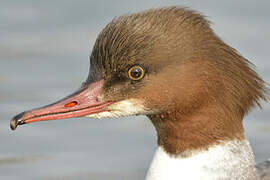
left=88, top=7, right=269, bottom=154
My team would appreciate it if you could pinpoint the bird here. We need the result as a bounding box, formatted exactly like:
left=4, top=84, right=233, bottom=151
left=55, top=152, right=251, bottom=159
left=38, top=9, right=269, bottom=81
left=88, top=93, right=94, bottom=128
left=10, top=7, right=270, bottom=180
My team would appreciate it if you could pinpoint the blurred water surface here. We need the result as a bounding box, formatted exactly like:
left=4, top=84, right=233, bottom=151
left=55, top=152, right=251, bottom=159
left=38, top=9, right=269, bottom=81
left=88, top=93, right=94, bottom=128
left=0, top=0, right=270, bottom=179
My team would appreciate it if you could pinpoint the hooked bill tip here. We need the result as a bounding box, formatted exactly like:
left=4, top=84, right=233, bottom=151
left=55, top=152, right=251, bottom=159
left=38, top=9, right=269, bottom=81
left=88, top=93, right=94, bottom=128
left=10, top=118, right=18, bottom=130
left=10, top=112, right=25, bottom=131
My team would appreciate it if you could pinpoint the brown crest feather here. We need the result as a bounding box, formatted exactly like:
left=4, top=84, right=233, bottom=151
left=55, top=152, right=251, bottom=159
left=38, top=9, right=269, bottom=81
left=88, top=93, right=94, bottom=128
left=89, top=7, right=269, bottom=154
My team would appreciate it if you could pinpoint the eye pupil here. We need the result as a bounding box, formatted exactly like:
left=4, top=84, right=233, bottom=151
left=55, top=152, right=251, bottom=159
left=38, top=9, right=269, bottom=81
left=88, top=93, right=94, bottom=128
left=131, top=68, right=142, bottom=78
left=128, top=65, right=145, bottom=80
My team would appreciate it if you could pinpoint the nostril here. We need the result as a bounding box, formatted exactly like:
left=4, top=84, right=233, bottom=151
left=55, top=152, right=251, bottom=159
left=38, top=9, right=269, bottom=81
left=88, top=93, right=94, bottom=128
left=64, top=101, right=78, bottom=108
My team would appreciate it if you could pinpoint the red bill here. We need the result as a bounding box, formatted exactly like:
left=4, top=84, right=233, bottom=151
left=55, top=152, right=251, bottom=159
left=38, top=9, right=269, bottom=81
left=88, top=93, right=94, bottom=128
left=10, top=80, right=113, bottom=130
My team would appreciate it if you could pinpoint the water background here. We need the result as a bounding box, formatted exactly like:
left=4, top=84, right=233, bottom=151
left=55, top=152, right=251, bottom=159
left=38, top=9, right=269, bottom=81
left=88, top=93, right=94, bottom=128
left=0, top=0, right=270, bottom=179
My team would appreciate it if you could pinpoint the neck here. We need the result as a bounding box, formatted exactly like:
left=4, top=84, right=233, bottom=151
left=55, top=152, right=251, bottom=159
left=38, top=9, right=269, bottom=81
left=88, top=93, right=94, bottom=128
left=148, top=103, right=245, bottom=154
left=146, top=140, right=259, bottom=180
left=146, top=104, right=259, bottom=179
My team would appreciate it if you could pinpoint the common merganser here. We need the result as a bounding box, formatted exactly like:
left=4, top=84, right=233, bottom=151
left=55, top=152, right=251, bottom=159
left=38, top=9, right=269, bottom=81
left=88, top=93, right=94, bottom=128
left=10, top=7, right=270, bottom=180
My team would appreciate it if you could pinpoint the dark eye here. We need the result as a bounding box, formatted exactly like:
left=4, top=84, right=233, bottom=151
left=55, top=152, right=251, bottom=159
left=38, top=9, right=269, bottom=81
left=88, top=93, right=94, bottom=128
left=128, top=65, right=145, bottom=80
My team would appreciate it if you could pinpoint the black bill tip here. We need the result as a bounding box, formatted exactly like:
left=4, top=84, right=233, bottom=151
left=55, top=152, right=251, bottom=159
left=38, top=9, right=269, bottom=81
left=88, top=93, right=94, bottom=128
left=10, top=112, right=26, bottom=131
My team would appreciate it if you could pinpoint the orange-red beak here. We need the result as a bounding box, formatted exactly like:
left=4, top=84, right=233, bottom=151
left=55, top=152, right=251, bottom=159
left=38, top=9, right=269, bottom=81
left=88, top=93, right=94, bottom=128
left=10, top=80, right=113, bottom=130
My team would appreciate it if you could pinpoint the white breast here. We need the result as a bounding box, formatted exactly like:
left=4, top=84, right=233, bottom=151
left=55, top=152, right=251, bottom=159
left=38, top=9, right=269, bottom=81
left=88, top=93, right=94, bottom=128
left=146, top=140, right=259, bottom=180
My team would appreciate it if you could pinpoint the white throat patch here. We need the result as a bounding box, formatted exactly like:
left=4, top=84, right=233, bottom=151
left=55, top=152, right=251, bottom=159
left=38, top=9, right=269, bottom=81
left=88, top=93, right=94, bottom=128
left=86, top=99, right=152, bottom=119
left=146, top=140, right=258, bottom=180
